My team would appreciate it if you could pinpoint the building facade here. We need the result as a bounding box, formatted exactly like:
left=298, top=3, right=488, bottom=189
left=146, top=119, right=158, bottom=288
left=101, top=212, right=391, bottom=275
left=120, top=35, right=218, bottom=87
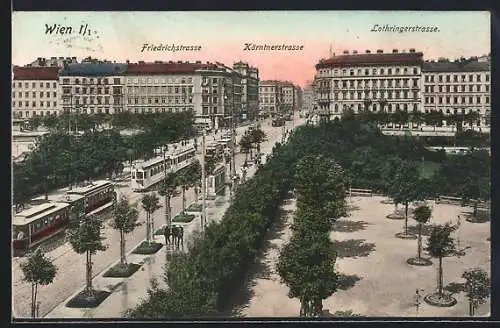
left=422, top=57, right=490, bottom=127
left=233, top=61, right=260, bottom=121
left=59, top=61, right=127, bottom=115
left=12, top=66, right=61, bottom=119
left=281, top=82, right=296, bottom=113
left=27, top=57, right=78, bottom=68
left=302, top=85, right=314, bottom=112
left=259, top=80, right=283, bottom=116
left=314, top=49, right=423, bottom=118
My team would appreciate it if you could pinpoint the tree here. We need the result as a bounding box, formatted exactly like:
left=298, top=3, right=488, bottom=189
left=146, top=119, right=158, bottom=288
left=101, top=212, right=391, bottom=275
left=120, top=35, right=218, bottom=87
left=141, top=193, right=162, bottom=243
left=20, top=249, right=58, bottom=317
left=67, top=215, right=108, bottom=298
left=239, top=134, right=253, bottom=163
left=408, top=205, right=432, bottom=265
left=387, top=161, right=426, bottom=237
left=462, top=268, right=490, bottom=316
left=158, top=172, right=179, bottom=235
left=176, top=172, right=191, bottom=214
left=111, top=195, right=140, bottom=268
left=425, top=223, right=456, bottom=302
left=249, top=127, right=267, bottom=154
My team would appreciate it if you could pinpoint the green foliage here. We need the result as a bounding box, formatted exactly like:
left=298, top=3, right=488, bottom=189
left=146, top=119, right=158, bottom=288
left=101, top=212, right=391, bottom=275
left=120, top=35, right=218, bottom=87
left=462, top=267, right=490, bottom=313
left=68, top=216, right=107, bottom=255
left=425, top=223, right=456, bottom=258
left=413, top=205, right=432, bottom=225
left=114, top=195, right=141, bottom=234
left=21, top=249, right=58, bottom=286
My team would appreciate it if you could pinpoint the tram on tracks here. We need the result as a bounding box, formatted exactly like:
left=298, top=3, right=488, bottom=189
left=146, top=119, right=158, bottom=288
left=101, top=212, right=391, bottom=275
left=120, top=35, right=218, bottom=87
left=130, top=144, right=196, bottom=192
left=13, top=202, right=71, bottom=255
left=207, top=163, right=227, bottom=197
left=13, top=180, right=117, bottom=254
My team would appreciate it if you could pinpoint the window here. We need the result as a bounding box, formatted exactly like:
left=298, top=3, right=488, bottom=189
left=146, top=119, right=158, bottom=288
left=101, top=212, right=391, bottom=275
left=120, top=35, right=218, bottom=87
left=476, top=75, right=481, bottom=82
left=485, top=74, right=490, bottom=82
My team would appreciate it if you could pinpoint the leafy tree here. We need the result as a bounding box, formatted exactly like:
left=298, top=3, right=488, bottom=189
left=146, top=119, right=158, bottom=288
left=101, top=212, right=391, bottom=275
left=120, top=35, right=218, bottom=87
left=462, top=268, right=490, bottom=316
left=176, top=172, right=191, bottom=214
left=249, top=128, right=267, bottom=154
left=67, top=215, right=107, bottom=298
left=412, top=205, right=432, bottom=260
left=239, top=134, right=253, bottom=162
left=387, top=161, right=426, bottom=236
left=111, top=195, right=140, bottom=267
left=141, top=193, right=162, bottom=242
left=20, top=249, right=58, bottom=317
left=158, top=172, right=179, bottom=234
left=425, top=223, right=456, bottom=299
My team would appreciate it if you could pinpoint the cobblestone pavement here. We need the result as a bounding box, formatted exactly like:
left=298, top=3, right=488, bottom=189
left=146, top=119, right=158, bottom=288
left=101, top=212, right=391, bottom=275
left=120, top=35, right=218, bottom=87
left=12, top=115, right=303, bottom=318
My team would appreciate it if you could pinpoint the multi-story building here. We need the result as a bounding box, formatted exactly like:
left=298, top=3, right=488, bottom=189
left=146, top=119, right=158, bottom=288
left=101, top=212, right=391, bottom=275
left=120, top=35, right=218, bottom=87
left=281, top=82, right=296, bottom=113
left=302, top=84, right=314, bottom=112
left=12, top=66, right=61, bottom=119
left=59, top=61, right=127, bottom=115
left=314, top=49, right=423, bottom=119
left=259, top=80, right=284, bottom=116
left=233, top=61, right=260, bottom=121
left=27, top=56, right=78, bottom=68
left=422, top=56, right=491, bottom=127
left=123, top=60, right=244, bottom=130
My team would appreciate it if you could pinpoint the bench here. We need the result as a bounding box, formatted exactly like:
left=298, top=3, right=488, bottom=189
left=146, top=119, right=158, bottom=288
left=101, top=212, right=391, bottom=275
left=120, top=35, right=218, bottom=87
left=436, top=196, right=462, bottom=205
left=350, top=188, right=373, bottom=197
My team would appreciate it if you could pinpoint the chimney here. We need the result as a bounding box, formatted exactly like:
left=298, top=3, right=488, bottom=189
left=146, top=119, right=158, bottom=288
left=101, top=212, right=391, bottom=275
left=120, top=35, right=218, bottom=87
left=353, top=50, right=358, bottom=54
left=409, top=48, right=416, bottom=53
left=365, top=50, right=371, bottom=54
left=177, top=61, right=182, bottom=63
left=154, top=60, right=162, bottom=63
left=138, top=61, right=145, bottom=64
left=343, top=50, right=349, bottom=54
left=168, top=61, right=173, bottom=63
left=376, top=49, right=383, bottom=54
left=126, top=60, right=130, bottom=64
left=196, top=60, right=201, bottom=64
left=392, top=49, right=398, bottom=53
left=51, top=57, right=56, bottom=60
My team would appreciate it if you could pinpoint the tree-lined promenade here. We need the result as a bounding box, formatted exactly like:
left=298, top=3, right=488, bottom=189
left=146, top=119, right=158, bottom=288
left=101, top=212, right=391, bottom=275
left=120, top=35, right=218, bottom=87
left=127, top=112, right=489, bottom=317
left=13, top=111, right=196, bottom=211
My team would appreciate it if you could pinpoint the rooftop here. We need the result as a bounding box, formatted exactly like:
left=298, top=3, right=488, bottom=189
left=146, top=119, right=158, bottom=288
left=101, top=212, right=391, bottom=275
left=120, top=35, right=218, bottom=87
left=13, top=66, right=60, bottom=80
left=422, top=60, right=490, bottom=72
left=59, top=63, right=127, bottom=76
left=125, top=62, right=217, bottom=75
left=316, top=51, right=424, bottom=68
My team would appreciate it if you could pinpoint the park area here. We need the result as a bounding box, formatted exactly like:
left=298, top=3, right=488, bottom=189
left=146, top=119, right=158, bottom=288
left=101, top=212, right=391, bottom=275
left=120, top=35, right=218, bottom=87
left=237, top=195, right=490, bottom=317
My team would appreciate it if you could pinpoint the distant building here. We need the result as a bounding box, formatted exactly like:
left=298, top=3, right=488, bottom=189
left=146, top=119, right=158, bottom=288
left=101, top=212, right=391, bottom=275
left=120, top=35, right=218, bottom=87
left=27, top=56, right=78, bottom=68
left=259, top=80, right=300, bottom=116
left=314, top=49, right=423, bottom=119
left=12, top=66, right=61, bottom=119
left=233, top=61, right=260, bottom=121
left=422, top=57, right=491, bottom=127
left=59, top=61, right=127, bottom=115
left=302, top=84, right=314, bottom=112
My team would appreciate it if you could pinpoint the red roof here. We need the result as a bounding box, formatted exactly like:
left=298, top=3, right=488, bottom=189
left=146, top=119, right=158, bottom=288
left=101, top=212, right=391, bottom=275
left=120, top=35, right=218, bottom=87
left=13, top=66, right=60, bottom=80
left=316, top=52, right=424, bottom=69
left=125, top=62, right=218, bottom=75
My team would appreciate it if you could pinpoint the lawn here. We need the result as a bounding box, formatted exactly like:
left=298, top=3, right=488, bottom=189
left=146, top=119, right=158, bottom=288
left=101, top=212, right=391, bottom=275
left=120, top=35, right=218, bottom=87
left=418, top=160, right=441, bottom=179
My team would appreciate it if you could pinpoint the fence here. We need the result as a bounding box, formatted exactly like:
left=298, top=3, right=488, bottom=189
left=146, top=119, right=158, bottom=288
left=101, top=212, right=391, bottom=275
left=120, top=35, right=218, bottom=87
left=349, top=188, right=373, bottom=197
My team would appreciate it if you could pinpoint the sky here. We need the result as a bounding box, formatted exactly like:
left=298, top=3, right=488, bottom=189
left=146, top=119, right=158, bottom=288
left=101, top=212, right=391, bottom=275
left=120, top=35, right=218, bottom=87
left=12, top=11, right=490, bottom=88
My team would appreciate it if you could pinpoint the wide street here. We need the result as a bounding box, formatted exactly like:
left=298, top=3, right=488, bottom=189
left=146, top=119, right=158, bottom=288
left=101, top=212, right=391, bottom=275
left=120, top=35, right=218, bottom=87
left=12, top=115, right=303, bottom=318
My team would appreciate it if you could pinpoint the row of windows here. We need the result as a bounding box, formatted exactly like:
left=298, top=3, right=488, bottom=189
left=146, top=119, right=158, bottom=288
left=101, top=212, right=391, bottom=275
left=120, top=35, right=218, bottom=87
left=71, top=97, right=119, bottom=106
left=320, top=78, right=420, bottom=89
left=127, top=86, right=194, bottom=94
left=201, top=106, right=221, bottom=115
left=424, top=73, right=490, bottom=83
left=424, top=84, right=489, bottom=93
left=13, top=110, right=58, bottom=118
left=62, top=86, right=122, bottom=95
left=14, top=81, right=57, bottom=89
left=13, top=91, right=57, bottom=99
left=30, top=212, right=68, bottom=233
left=318, top=67, right=420, bottom=77
left=424, top=96, right=490, bottom=105
left=127, top=77, right=194, bottom=84
left=130, top=107, right=188, bottom=114
left=13, top=101, right=57, bottom=108
left=127, top=97, right=193, bottom=105
left=62, top=77, right=120, bottom=85
left=320, top=91, right=420, bottom=101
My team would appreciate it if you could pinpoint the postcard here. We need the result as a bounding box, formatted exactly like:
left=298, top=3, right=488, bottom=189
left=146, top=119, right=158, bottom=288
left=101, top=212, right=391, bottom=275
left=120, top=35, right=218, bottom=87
left=11, top=11, right=491, bottom=320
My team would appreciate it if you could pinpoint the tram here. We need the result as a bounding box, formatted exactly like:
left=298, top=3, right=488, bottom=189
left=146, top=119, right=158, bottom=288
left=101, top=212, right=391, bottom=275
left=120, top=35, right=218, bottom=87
left=13, top=202, right=71, bottom=254
left=207, top=164, right=227, bottom=197
left=130, top=145, right=196, bottom=192
left=67, top=180, right=117, bottom=218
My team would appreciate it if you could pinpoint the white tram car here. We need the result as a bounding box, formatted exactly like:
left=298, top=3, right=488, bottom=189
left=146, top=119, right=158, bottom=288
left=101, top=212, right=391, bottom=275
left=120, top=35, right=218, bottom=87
left=130, top=144, right=196, bottom=192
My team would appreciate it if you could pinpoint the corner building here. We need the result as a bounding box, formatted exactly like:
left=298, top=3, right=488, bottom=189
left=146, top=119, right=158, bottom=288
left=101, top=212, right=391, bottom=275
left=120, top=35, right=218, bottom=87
left=12, top=66, right=61, bottom=119
left=422, top=57, right=490, bottom=127
left=314, top=49, right=423, bottom=118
